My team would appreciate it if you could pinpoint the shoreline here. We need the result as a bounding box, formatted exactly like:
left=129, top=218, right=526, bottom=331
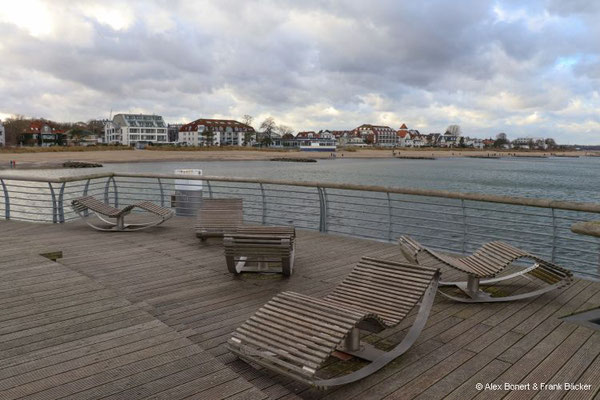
left=0, top=148, right=596, bottom=170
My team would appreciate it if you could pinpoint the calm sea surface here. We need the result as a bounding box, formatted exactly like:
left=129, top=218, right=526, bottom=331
left=7, top=156, right=600, bottom=203
left=3, top=156, right=600, bottom=277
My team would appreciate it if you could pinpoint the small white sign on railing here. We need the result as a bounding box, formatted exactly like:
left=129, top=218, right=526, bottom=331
left=174, top=169, right=203, bottom=191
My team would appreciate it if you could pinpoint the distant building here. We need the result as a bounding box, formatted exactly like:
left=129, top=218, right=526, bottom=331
left=512, top=137, right=548, bottom=150
left=464, top=137, right=484, bottom=149
left=65, top=123, right=101, bottom=146
left=105, top=114, right=168, bottom=146
left=317, top=130, right=336, bottom=140
left=295, top=131, right=319, bottom=139
left=353, top=124, right=397, bottom=147
left=328, top=130, right=358, bottom=146
left=167, top=124, right=182, bottom=143
left=179, top=118, right=254, bottom=146
left=397, top=124, right=424, bottom=147
left=19, top=120, right=66, bottom=146
left=482, top=139, right=496, bottom=148
left=437, top=131, right=461, bottom=147
left=0, top=121, right=5, bottom=146
left=293, top=131, right=336, bottom=151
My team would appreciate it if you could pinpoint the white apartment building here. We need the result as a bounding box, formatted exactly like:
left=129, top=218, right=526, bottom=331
left=0, top=121, right=5, bottom=146
left=178, top=118, right=255, bottom=146
left=104, top=114, right=168, bottom=145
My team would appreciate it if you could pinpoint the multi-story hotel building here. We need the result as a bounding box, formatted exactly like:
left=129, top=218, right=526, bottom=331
left=104, top=114, right=168, bottom=145
left=352, top=124, right=397, bottom=147
left=178, top=118, right=255, bottom=146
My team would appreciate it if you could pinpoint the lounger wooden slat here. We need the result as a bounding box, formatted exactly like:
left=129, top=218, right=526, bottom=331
left=227, top=256, right=440, bottom=389
left=71, top=196, right=173, bottom=232
left=398, top=235, right=573, bottom=303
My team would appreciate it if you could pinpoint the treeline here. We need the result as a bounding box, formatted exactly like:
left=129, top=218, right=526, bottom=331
left=1, top=115, right=105, bottom=146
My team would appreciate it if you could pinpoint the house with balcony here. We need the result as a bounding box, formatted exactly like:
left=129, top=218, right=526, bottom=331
left=179, top=118, right=255, bottom=146
left=19, top=120, right=66, bottom=146
left=105, top=114, right=168, bottom=146
left=437, top=131, right=461, bottom=147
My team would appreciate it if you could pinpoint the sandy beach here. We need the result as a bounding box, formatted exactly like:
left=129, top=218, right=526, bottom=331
left=0, top=148, right=594, bottom=169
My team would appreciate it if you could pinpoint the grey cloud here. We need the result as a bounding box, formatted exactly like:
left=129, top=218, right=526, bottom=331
left=0, top=0, right=599, bottom=143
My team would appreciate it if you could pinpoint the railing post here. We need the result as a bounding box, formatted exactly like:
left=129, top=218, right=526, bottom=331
left=551, top=208, right=558, bottom=262
left=48, top=183, right=58, bottom=223
left=317, top=187, right=328, bottom=232
left=83, top=179, right=91, bottom=217
left=259, top=183, right=266, bottom=225
left=0, top=179, right=10, bottom=220
left=158, top=178, right=165, bottom=207
left=461, top=199, right=467, bottom=254
left=206, top=180, right=213, bottom=198
left=57, top=182, right=66, bottom=223
left=104, top=176, right=119, bottom=207
left=387, top=192, right=392, bottom=242
left=0, top=179, right=9, bottom=220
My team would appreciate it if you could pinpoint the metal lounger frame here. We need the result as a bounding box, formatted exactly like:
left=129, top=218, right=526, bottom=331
left=398, top=235, right=573, bottom=303
left=227, top=257, right=440, bottom=389
left=71, top=196, right=173, bottom=232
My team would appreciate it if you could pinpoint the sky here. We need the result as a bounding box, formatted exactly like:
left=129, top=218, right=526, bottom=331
left=0, top=0, right=599, bottom=144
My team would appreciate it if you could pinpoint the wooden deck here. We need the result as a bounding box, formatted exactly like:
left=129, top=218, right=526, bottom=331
left=1, top=217, right=599, bottom=400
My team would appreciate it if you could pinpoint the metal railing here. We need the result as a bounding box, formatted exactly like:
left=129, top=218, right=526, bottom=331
left=1, top=171, right=599, bottom=279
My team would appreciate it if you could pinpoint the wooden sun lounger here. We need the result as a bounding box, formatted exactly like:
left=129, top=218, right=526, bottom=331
left=224, top=226, right=296, bottom=276
left=196, top=198, right=244, bottom=240
left=398, top=235, right=573, bottom=303
left=71, top=196, right=173, bottom=232
left=227, top=257, right=440, bottom=388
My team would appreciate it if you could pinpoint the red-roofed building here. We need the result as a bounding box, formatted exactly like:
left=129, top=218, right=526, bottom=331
left=179, top=118, right=255, bottom=146
left=397, top=123, right=410, bottom=147
left=19, top=120, right=66, bottom=146
left=482, top=139, right=496, bottom=148
left=352, top=124, right=397, bottom=147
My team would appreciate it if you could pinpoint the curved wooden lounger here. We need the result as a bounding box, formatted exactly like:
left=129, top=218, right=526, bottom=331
left=224, top=226, right=296, bottom=276
left=398, top=235, right=573, bottom=303
left=227, top=257, right=440, bottom=389
left=71, top=196, right=174, bottom=232
left=196, top=198, right=244, bottom=240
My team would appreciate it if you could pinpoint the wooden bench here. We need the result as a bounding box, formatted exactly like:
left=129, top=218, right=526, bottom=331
left=227, top=257, right=440, bottom=388
left=399, top=235, right=573, bottom=302
left=224, top=226, right=296, bottom=276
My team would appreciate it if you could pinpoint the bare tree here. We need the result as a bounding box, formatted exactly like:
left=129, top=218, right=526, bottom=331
left=277, top=124, right=294, bottom=137
left=240, top=115, right=255, bottom=146
left=241, top=114, right=253, bottom=128
left=445, top=124, right=462, bottom=136
left=259, top=117, right=276, bottom=147
left=3, top=115, right=30, bottom=146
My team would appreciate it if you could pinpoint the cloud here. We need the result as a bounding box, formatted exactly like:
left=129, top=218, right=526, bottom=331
left=0, top=0, right=598, bottom=143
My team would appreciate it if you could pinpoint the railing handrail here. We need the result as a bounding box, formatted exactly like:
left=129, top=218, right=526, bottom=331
left=1, top=171, right=600, bottom=214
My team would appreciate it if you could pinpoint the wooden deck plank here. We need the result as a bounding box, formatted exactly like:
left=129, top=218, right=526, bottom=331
left=1, top=217, right=599, bottom=399
left=0, top=234, right=267, bottom=400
